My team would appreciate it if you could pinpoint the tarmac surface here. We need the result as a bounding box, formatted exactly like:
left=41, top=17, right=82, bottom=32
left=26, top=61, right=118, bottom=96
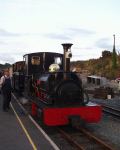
left=0, top=94, right=59, bottom=150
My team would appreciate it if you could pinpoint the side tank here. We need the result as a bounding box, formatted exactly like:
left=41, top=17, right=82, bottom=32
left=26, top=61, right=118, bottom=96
left=33, top=72, right=86, bottom=106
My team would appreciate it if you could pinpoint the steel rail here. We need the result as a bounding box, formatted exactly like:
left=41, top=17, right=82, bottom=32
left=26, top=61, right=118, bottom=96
left=57, top=128, right=85, bottom=150
left=76, top=126, right=115, bottom=150
left=102, top=105, right=120, bottom=118
left=58, top=126, right=115, bottom=150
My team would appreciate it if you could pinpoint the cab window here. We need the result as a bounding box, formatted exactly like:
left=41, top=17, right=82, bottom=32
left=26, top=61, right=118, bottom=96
left=31, top=56, right=40, bottom=65
left=54, top=57, right=62, bottom=65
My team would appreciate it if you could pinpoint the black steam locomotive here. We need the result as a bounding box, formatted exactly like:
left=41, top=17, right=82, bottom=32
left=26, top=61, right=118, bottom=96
left=12, top=43, right=102, bottom=126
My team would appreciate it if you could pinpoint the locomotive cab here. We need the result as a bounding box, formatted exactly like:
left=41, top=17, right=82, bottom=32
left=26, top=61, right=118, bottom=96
left=23, top=52, right=63, bottom=97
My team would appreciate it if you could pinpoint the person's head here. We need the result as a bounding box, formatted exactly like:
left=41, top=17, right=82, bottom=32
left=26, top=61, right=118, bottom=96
left=4, top=69, right=10, bottom=76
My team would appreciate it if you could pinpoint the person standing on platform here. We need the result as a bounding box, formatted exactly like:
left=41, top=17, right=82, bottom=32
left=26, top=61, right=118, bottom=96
left=0, top=69, right=12, bottom=111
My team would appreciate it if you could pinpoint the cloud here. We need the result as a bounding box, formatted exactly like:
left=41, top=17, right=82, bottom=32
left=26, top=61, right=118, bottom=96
left=45, top=27, right=95, bottom=41
left=0, top=27, right=95, bottom=40
left=66, top=28, right=95, bottom=36
left=74, top=46, right=94, bottom=50
left=0, top=28, right=44, bottom=38
left=0, top=54, right=15, bottom=64
left=0, top=40, right=7, bottom=45
left=72, top=53, right=100, bottom=61
left=95, top=38, right=112, bottom=50
left=44, top=33, right=71, bottom=40
left=0, top=29, right=20, bottom=37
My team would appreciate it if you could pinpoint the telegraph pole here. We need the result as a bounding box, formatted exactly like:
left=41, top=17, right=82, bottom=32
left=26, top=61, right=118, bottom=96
left=113, top=34, right=115, bottom=50
left=112, top=34, right=117, bottom=69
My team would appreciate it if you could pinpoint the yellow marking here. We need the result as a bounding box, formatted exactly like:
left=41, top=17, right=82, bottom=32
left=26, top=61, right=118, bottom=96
left=10, top=103, right=37, bottom=150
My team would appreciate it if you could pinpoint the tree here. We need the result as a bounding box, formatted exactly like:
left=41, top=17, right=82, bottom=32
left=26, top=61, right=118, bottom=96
left=102, top=50, right=111, bottom=57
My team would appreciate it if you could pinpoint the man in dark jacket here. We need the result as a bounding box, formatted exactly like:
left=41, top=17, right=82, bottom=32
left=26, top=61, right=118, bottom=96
left=0, top=69, right=12, bottom=111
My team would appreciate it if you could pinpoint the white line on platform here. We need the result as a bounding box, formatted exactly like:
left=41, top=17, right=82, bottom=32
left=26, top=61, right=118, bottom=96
left=28, top=115, right=60, bottom=150
left=12, top=93, right=60, bottom=150
left=12, top=94, right=28, bottom=114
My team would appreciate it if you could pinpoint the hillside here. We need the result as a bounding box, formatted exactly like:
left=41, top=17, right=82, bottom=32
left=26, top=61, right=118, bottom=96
left=0, top=51, right=120, bottom=80
left=71, top=50, right=120, bottom=79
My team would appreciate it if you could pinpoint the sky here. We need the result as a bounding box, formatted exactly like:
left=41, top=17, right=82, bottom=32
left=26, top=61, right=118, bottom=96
left=0, top=0, right=120, bottom=64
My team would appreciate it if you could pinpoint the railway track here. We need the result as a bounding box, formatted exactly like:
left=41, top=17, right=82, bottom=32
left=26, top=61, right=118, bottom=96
left=102, top=105, right=120, bottom=118
left=12, top=94, right=117, bottom=150
left=57, top=126, right=115, bottom=150
left=91, top=99, right=120, bottom=119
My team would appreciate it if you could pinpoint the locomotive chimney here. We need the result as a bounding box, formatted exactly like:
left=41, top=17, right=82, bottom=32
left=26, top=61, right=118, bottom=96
left=62, top=43, right=73, bottom=72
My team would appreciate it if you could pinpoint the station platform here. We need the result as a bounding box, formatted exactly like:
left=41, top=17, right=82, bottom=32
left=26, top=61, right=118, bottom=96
left=0, top=94, right=59, bottom=150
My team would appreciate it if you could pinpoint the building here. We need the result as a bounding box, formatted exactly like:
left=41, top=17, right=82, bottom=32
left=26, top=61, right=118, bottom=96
left=87, top=75, right=107, bottom=86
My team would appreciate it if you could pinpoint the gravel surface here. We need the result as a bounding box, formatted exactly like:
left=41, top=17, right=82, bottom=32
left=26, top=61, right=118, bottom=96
left=86, top=114, right=120, bottom=150
left=42, top=115, right=120, bottom=150
left=35, top=120, right=75, bottom=150
left=37, top=110, right=120, bottom=150
left=86, top=95, right=120, bottom=150
left=90, top=95, right=120, bottom=109
left=15, top=94, right=120, bottom=150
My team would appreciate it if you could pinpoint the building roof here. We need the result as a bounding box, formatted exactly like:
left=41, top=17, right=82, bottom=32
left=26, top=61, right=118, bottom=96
left=87, top=75, right=102, bottom=79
